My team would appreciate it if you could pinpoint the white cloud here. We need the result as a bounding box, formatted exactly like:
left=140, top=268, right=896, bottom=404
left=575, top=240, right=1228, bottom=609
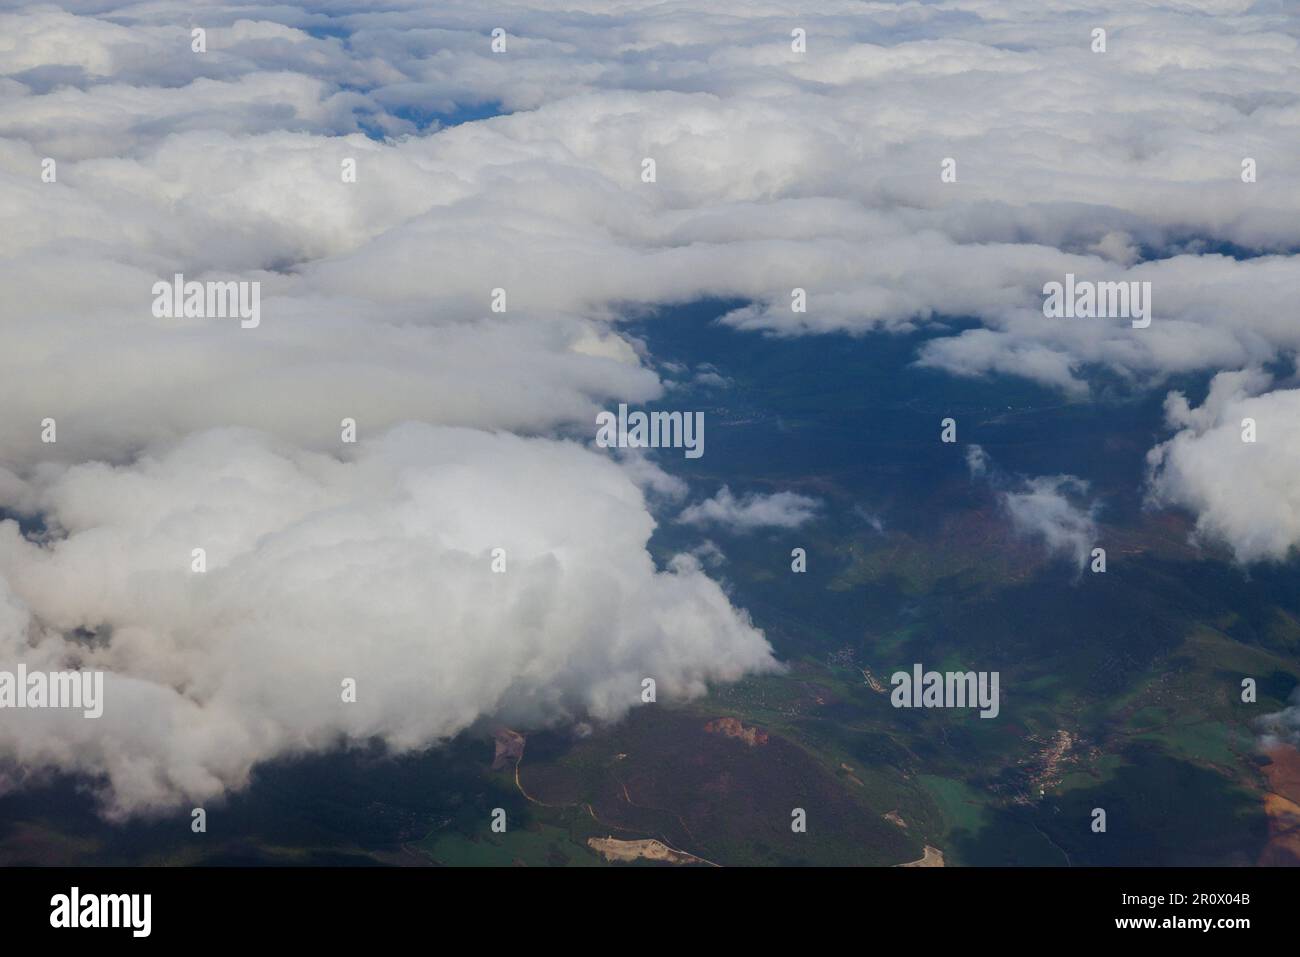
left=968, top=444, right=1100, bottom=568
left=0, top=0, right=1295, bottom=814
left=1, top=1, right=1294, bottom=420
left=1260, top=689, right=1300, bottom=750
left=1002, top=475, right=1100, bottom=569
left=0, top=425, right=778, bottom=818
left=1147, top=371, right=1300, bottom=563
left=678, top=486, right=820, bottom=531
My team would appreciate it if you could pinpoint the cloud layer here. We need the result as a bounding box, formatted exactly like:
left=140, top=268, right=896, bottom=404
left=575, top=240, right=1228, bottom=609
left=0, top=0, right=1296, bottom=814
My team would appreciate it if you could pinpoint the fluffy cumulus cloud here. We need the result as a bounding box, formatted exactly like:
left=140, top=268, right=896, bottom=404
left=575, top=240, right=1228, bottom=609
left=1147, top=370, right=1300, bottom=563
left=678, top=486, right=820, bottom=531
left=0, top=426, right=777, bottom=817
left=0, top=0, right=1295, bottom=812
